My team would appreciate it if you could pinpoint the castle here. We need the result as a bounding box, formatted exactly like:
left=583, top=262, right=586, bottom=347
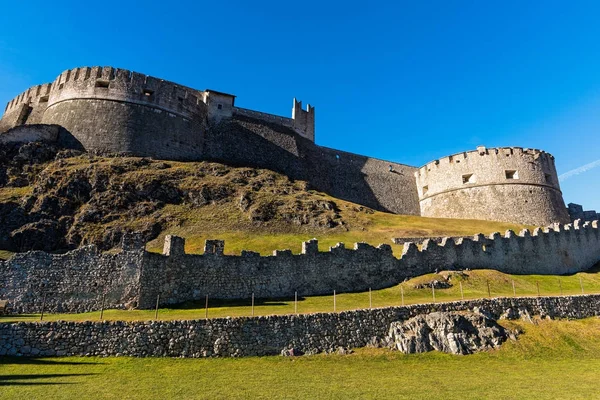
left=0, top=66, right=570, bottom=226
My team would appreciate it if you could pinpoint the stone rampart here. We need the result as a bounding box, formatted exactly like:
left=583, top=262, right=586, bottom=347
left=0, top=83, right=53, bottom=132
left=1, top=294, right=598, bottom=358
left=0, top=66, right=573, bottom=225
left=0, top=124, right=61, bottom=144
left=37, top=67, right=209, bottom=160
left=233, top=107, right=294, bottom=129
left=1, top=221, right=599, bottom=314
left=416, top=146, right=569, bottom=225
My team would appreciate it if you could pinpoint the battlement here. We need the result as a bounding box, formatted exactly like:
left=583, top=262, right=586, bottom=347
left=4, top=83, right=53, bottom=113
left=44, top=66, right=207, bottom=120
left=418, top=146, right=556, bottom=175
left=2, top=220, right=599, bottom=314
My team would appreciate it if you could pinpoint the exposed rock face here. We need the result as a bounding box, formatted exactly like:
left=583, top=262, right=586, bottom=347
left=387, top=311, right=510, bottom=355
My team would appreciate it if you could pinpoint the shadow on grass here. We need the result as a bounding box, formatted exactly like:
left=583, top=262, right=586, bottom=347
left=0, top=373, right=97, bottom=386
left=171, top=296, right=309, bottom=310
left=0, top=358, right=105, bottom=366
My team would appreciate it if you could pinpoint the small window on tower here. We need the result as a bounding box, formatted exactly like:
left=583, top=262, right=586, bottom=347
left=462, top=173, right=475, bottom=184
left=545, top=173, right=552, bottom=184
left=143, top=89, right=154, bottom=101
left=217, top=104, right=223, bottom=110
left=95, top=80, right=110, bottom=89
left=505, top=170, right=518, bottom=180
left=422, top=185, right=429, bottom=195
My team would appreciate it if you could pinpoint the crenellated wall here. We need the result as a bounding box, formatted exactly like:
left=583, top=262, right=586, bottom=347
left=415, top=146, right=569, bottom=225
left=1, top=220, right=599, bottom=314
left=39, top=66, right=209, bottom=160
left=0, top=83, right=52, bottom=132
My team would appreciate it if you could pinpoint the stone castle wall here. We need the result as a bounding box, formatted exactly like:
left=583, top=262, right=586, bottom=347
left=0, top=66, right=571, bottom=224
left=416, top=146, right=570, bottom=225
left=1, top=294, right=598, bottom=358
left=40, top=67, right=208, bottom=160
left=1, top=221, right=599, bottom=314
left=0, top=83, right=52, bottom=132
left=204, top=114, right=420, bottom=214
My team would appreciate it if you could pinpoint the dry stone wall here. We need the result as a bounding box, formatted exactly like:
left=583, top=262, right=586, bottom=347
left=0, top=238, right=145, bottom=314
left=1, top=221, right=599, bottom=314
left=1, top=294, right=598, bottom=358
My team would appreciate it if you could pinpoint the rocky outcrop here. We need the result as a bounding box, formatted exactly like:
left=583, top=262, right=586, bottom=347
left=387, top=311, right=511, bottom=355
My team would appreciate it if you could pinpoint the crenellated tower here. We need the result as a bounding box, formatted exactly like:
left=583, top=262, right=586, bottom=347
left=415, top=146, right=570, bottom=226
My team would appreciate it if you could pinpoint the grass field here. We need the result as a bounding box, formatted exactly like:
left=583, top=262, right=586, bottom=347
left=4, top=268, right=599, bottom=323
left=1, top=317, right=600, bottom=399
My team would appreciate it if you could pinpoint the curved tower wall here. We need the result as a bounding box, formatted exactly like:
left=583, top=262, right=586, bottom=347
left=415, top=147, right=570, bottom=226
left=40, top=66, right=208, bottom=160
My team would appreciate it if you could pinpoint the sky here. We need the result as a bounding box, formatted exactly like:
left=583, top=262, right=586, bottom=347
left=0, top=1, right=599, bottom=210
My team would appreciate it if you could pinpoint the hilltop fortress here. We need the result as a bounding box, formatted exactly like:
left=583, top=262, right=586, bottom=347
left=0, top=66, right=569, bottom=226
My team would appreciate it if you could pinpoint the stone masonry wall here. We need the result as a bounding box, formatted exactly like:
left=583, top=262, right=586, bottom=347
left=1, top=294, right=598, bottom=358
left=1, top=221, right=599, bottom=314
left=0, top=124, right=61, bottom=145
left=0, top=240, right=145, bottom=314
left=205, top=114, right=420, bottom=215
left=0, top=66, right=572, bottom=225
left=416, top=146, right=570, bottom=225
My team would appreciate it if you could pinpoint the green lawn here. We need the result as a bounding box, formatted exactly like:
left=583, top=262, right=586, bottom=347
left=4, top=268, right=599, bottom=323
left=1, top=318, right=600, bottom=399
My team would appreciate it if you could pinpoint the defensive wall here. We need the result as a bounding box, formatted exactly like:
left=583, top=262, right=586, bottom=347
left=1, top=220, right=598, bottom=314
left=416, top=146, right=569, bottom=226
left=1, top=295, right=598, bottom=358
left=0, top=66, right=570, bottom=224
left=568, top=202, right=600, bottom=222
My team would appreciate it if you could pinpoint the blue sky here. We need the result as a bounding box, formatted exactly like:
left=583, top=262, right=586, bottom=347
left=1, top=1, right=599, bottom=210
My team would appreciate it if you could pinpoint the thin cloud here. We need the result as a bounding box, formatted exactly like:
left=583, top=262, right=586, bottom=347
left=559, top=159, right=600, bottom=182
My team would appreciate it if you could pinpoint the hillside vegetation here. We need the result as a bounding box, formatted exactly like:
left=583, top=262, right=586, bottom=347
left=0, top=142, right=528, bottom=256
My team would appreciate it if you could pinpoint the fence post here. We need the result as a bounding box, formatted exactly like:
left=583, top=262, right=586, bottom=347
left=401, top=285, right=404, bottom=306
left=460, top=281, right=464, bottom=300
left=580, top=277, right=584, bottom=294
left=432, top=285, right=436, bottom=304
left=536, top=282, right=540, bottom=297
left=251, top=292, right=255, bottom=317
left=154, top=294, right=160, bottom=320
left=559, top=279, right=563, bottom=296
left=100, top=291, right=106, bottom=320
left=205, top=295, right=209, bottom=319
left=487, top=281, right=491, bottom=298
left=369, top=288, right=372, bottom=309
left=512, top=280, right=516, bottom=297
left=333, top=290, right=336, bottom=312
left=40, top=291, right=47, bottom=322
left=295, top=291, right=298, bottom=315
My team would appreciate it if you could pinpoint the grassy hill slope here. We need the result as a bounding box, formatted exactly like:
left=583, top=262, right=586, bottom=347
left=0, top=143, right=528, bottom=257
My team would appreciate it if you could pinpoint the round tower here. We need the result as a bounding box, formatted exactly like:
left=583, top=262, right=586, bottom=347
left=39, top=66, right=208, bottom=160
left=415, top=146, right=569, bottom=226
